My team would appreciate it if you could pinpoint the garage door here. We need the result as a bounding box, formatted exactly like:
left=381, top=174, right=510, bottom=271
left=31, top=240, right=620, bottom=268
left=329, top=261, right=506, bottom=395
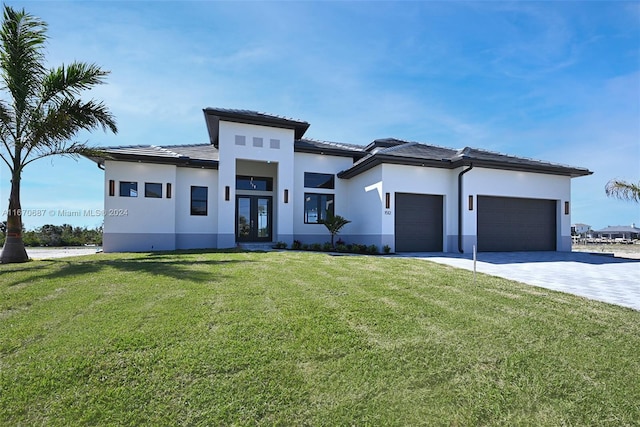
left=477, top=196, right=556, bottom=252
left=395, top=193, right=443, bottom=252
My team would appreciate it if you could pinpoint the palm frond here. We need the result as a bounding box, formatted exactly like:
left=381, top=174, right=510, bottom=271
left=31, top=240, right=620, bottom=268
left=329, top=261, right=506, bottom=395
left=41, top=62, right=110, bottom=102
left=26, top=97, right=117, bottom=151
left=605, top=179, right=640, bottom=203
left=0, top=6, right=47, bottom=120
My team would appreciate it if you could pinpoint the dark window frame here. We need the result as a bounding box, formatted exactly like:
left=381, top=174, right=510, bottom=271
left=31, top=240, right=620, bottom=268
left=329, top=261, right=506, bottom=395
left=304, top=172, right=335, bottom=189
left=236, top=176, right=273, bottom=191
left=145, top=182, right=162, bottom=198
left=119, top=181, right=138, bottom=197
left=304, top=193, right=335, bottom=224
left=191, top=186, right=208, bottom=216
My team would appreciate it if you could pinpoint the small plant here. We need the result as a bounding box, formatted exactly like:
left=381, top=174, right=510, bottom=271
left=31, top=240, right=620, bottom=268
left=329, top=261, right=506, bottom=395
left=322, top=242, right=333, bottom=252
left=336, top=244, right=348, bottom=253
left=292, top=240, right=302, bottom=250
left=360, top=244, right=370, bottom=253
left=336, top=238, right=345, bottom=246
left=311, top=243, right=322, bottom=251
left=367, top=244, right=378, bottom=254
left=383, top=244, right=391, bottom=254
left=321, top=214, right=351, bottom=248
left=273, top=241, right=287, bottom=249
left=301, top=243, right=309, bottom=251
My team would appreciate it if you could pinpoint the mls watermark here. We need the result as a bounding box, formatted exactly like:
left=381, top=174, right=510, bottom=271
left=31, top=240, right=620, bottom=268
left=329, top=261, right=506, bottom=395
left=1, top=208, right=128, bottom=217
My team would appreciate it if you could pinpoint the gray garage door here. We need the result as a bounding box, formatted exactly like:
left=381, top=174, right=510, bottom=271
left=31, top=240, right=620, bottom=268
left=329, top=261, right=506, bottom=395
left=395, top=193, right=443, bottom=252
left=477, top=196, right=556, bottom=252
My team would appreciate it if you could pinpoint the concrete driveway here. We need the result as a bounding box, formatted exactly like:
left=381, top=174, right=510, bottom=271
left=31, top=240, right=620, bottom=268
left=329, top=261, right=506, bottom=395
left=399, top=251, right=640, bottom=311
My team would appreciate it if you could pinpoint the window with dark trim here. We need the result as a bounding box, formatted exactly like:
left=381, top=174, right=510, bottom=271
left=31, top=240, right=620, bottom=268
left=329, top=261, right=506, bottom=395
left=191, top=186, right=208, bottom=216
left=236, top=176, right=273, bottom=191
left=145, top=182, right=162, bottom=198
left=166, top=183, right=172, bottom=199
left=108, top=180, right=115, bottom=197
left=119, top=181, right=138, bottom=197
left=304, top=193, right=334, bottom=224
left=304, top=172, right=335, bottom=189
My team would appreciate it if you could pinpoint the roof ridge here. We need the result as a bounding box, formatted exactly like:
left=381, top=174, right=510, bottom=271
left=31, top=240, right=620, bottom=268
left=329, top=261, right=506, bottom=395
left=377, top=140, right=419, bottom=154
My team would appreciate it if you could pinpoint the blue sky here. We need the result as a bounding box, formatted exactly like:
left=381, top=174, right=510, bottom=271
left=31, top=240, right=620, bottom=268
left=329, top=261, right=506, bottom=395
left=1, top=1, right=638, bottom=231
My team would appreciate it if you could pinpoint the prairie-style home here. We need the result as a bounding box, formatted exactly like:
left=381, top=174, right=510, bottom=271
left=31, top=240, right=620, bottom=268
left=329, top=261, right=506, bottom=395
left=87, top=107, right=592, bottom=253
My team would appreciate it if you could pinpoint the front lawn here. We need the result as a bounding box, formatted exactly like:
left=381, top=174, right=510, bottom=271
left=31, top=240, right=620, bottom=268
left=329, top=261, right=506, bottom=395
left=1, top=251, right=638, bottom=425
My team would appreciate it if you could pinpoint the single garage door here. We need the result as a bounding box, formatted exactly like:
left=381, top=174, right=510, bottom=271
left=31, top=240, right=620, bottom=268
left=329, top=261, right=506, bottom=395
left=395, top=193, right=443, bottom=252
left=477, top=196, right=556, bottom=252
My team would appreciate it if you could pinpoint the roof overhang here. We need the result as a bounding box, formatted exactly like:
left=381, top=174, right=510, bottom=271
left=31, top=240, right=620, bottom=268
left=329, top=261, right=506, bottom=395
left=204, top=108, right=310, bottom=147
left=88, top=151, right=219, bottom=169
left=338, top=154, right=593, bottom=179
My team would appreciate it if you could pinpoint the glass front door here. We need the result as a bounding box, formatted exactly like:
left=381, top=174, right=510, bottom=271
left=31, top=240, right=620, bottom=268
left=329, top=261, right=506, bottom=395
left=236, top=196, right=272, bottom=242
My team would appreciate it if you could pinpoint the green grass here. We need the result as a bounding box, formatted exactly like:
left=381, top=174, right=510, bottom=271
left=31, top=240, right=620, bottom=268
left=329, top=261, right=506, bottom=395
left=1, top=251, right=639, bottom=426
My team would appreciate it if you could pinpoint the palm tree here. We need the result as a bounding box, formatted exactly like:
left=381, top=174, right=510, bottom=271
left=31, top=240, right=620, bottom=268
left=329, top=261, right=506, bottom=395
left=321, top=214, right=351, bottom=248
left=605, top=179, right=640, bottom=203
left=0, top=6, right=117, bottom=263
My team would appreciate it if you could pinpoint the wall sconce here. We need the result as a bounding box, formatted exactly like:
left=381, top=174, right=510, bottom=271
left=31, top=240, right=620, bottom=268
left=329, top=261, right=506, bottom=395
left=564, top=201, right=570, bottom=215
left=284, top=189, right=289, bottom=204
left=225, top=186, right=230, bottom=201
left=385, top=192, right=390, bottom=209
left=468, top=195, right=474, bottom=211
left=108, top=180, right=115, bottom=197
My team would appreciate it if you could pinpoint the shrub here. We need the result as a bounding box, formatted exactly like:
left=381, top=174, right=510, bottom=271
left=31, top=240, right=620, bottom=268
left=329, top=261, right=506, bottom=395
left=310, top=243, right=322, bottom=251
left=367, top=244, right=378, bottom=254
left=292, top=240, right=302, bottom=250
left=301, top=243, right=309, bottom=251
left=336, top=244, right=348, bottom=253
left=383, top=244, right=391, bottom=254
left=273, top=241, right=287, bottom=249
left=322, top=242, right=333, bottom=252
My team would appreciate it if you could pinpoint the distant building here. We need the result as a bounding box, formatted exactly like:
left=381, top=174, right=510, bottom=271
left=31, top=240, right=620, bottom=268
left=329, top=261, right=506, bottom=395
left=594, top=224, right=640, bottom=240
left=571, top=223, right=591, bottom=237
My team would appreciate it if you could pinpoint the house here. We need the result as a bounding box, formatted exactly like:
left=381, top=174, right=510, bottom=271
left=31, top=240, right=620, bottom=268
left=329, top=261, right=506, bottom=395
left=594, top=224, right=640, bottom=241
left=571, top=223, right=592, bottom=237
left=86, top=107, right=592, bottom=253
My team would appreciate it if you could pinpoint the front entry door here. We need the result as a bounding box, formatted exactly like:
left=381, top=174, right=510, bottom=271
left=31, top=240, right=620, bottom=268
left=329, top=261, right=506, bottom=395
left=236, top=196, right=272, bottom=242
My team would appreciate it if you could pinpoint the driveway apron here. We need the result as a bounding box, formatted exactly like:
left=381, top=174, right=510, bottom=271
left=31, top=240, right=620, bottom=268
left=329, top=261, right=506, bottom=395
left=399, top=251, right=640, bottom=311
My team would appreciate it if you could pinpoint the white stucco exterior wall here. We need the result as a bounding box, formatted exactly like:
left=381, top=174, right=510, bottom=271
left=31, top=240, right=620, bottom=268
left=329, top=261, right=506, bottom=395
left=174, top=167, right=218, bottom=249
left=293, top=152, right=354, bottom=244
left=103, top=160, right=177, bottom=251
left=217, top=121, right=295, bottom=247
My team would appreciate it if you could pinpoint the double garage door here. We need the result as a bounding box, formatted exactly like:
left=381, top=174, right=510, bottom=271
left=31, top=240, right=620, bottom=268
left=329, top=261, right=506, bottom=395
left=394, top=193, right=557, bottom=252
left=477, top=196, right=557, bottom=252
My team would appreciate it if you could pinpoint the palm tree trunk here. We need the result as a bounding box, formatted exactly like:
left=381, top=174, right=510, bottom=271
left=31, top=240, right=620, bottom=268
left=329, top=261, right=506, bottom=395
left=0, top=167, right=28, bottom=263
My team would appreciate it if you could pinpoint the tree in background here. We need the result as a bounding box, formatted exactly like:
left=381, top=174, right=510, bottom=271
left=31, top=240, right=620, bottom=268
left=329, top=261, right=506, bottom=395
left=0, top=6, right=117, bottom=263
left=605, top=179, right=640, bottom=203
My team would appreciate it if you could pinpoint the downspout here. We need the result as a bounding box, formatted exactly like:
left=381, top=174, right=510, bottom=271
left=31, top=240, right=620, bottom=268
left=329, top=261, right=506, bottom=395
left=458, top=163, right=473, bottom=253
left=97, top=162, right=105, bottom=170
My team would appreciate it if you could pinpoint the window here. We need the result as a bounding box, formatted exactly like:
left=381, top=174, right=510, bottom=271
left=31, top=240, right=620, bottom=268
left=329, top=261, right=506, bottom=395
left=304, top=172, right=335, bottom=189
left=191, top=186, right=208, bottom=216
left=166, top=183, right=172, bottom=199
left=145, top=182, right=162, bottom=198
left=236, top=176, right=273, bottom=191
left=269, top=138, right=280, bottom=149
left=108, top=180, right=115, bottom=197
left=305, top=193, right=334, bottom=224
left=235, top=135, right=246, bottom=146
left=253, top=137, right=263, bottom=147
left=119, top=181, right=138, bottom=197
